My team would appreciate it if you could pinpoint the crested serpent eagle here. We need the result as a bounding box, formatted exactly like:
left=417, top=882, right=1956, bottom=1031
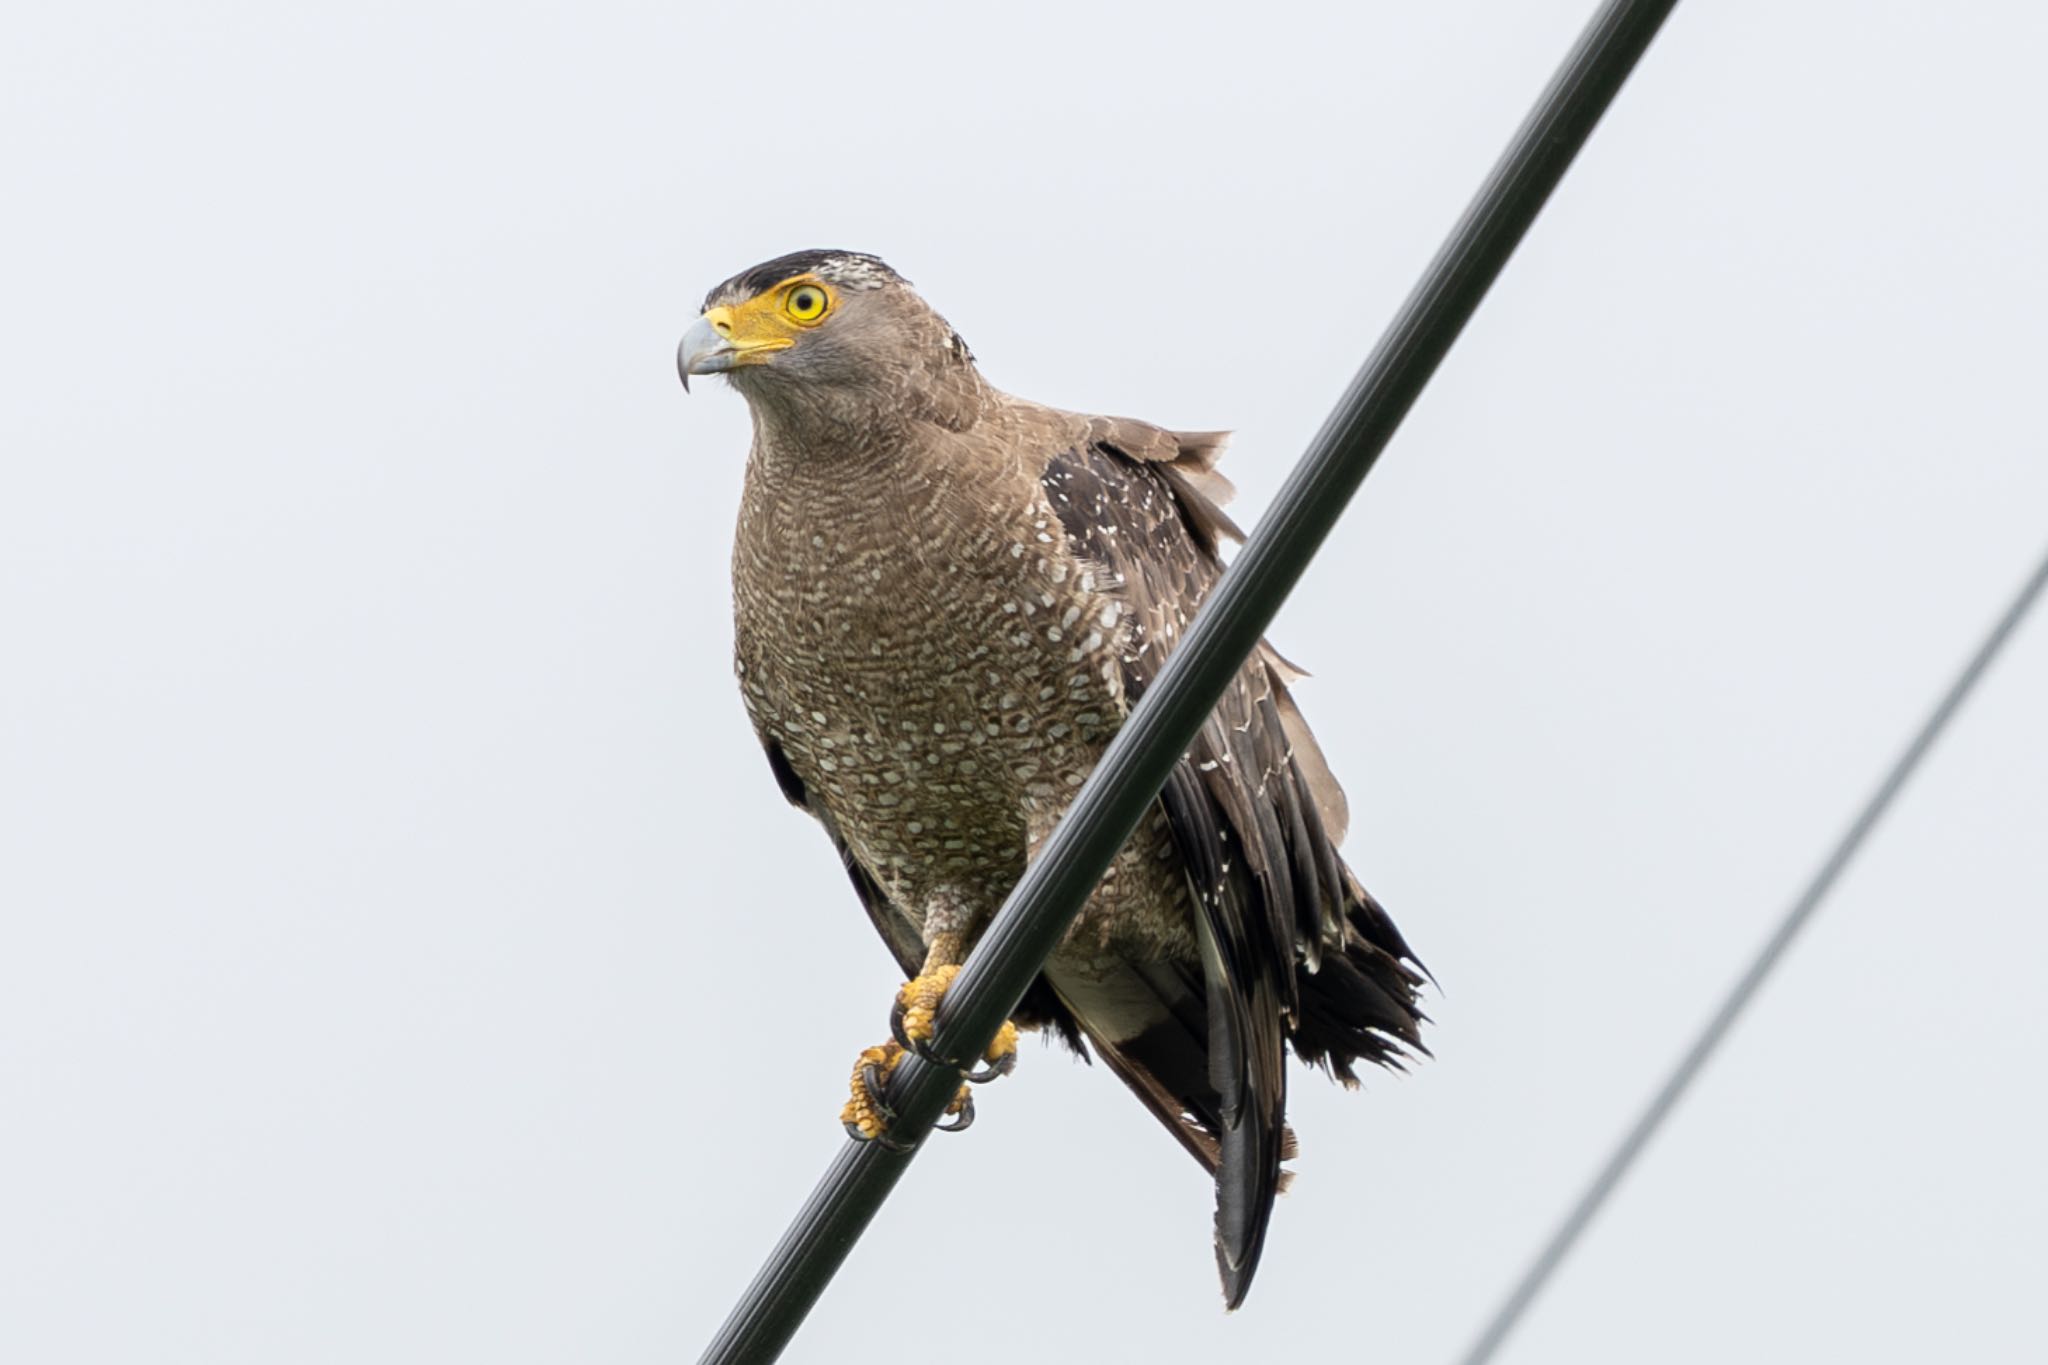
left=679, top=249, right=1426, bottom=1307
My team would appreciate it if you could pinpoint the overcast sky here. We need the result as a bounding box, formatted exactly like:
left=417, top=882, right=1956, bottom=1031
left=5, top=3, right=2046, bottom=1362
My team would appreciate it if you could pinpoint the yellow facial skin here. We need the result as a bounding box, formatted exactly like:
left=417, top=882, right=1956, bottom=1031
left=700, top=275, right=838, bottom=368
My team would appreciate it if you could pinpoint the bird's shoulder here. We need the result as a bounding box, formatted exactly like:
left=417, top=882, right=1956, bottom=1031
left=981, top=397, right=1243, bottom=695
left=989, top=397, right=1242, bottom=548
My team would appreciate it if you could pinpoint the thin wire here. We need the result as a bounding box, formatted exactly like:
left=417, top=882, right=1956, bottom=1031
left=697, top=2, right=1681, bottom=1360
left=1457, top=539, right=2048, bottom=1365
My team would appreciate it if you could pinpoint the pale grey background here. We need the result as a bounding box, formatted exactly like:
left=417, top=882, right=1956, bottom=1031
left=4, top=3, right=2045, bottom=1361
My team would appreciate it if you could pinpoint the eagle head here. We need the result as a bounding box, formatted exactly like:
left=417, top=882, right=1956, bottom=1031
left=677, top=249, right=974, bottom=398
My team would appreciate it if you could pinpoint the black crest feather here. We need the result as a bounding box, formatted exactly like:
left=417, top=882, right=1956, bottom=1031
left=703, top=249, right=903, bottom=309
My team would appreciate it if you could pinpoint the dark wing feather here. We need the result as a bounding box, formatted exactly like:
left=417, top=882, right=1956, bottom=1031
left=1042, top=423, right=1425, bottom=1306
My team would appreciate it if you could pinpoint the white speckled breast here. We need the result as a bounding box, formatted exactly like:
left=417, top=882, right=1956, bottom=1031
left=732, top=424, right=1174, bottom=945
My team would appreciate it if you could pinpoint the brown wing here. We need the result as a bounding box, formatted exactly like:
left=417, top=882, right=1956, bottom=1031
left=1041, top=420, right=1424, bottom=1306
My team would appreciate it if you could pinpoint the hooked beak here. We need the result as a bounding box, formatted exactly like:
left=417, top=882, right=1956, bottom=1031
left=677, top=307, right=792, bottom=392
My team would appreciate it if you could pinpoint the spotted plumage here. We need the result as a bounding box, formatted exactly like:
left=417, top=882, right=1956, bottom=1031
left=681, top=250, right=1426, bottom=1307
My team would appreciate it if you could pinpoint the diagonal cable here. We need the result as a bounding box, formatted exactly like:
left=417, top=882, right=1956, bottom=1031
left=697, top=2, right=1681, bottom=1361
left=1457, top=538, right=2048, bottom=1365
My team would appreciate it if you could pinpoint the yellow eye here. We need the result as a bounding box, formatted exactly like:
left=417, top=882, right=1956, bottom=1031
left=784, top=284, right=829, bottom=322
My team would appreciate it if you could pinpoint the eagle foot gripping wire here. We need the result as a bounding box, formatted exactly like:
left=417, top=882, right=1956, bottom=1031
left=840, top=966, right=1022, bottom=1146
left=839, top=1041, right=976, bottom=1148
left=888, top=963, right=1020, bottom=1082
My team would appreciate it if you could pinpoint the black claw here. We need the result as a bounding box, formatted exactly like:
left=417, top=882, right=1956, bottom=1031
left=889, top=996, right=952, bottom=1063
left=845, top=1118, right=917, bottom=1153
left=934, top=1092, right=976, bottom=1133
left=860, top=1061, right=898, bottom=1125
left=962, top=1052, right=1015, bottom=1085
left=888, top=996, right=915, bottom=1052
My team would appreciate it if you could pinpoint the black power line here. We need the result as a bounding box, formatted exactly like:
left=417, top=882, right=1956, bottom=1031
left=696, top=2, right=1681, bottom=1361
left=1456, top=539, right=2048, bottom=1365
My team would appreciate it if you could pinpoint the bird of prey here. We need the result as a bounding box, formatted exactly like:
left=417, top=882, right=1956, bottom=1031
left=679, top=249, right=1425, bottom=1307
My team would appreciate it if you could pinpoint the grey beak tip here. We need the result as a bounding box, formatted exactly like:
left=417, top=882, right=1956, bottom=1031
left=676, top=337, right=692, bottom=392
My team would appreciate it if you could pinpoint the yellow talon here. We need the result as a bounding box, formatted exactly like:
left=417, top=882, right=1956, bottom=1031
left=892, top=965, right=1020, bottom=1080
left=840, top=1039, right=980, bottom=1144
left=841, top=1042, right=903, bottom=1142
left=845, top=954, right=1021, bottom=1140
left=978, top=1019, right=1020, bottom=1079
left=894, top=963, right=962, bottom=1046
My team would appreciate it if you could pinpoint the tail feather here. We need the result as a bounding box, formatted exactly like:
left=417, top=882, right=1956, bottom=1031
left=1165, top=758, right=1293, bottom=1309
left=1056, top=958, right=1293, bottom=1309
